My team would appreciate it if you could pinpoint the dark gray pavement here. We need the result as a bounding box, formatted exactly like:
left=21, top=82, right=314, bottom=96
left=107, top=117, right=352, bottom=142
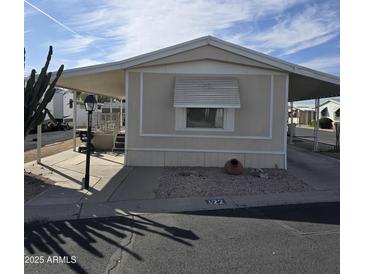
left=24, top=130, right=74, bottom=151
left=295, top=126, right=336, bottom=146
left=25, top=202, right=339, bottom=274
left=290, top=137, right=339, bottom=159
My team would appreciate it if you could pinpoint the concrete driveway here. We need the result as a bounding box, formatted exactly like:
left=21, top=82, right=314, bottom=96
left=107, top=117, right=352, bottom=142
left=287, top=144, right=339, bottom=191
left=24, top=149, right=126, bottom=207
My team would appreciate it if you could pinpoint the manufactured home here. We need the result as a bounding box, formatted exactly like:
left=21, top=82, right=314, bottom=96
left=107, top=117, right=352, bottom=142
left=319, top=99, right=340, bottom=122
left=55, top=36, right=340, bottom=169
left=288, top=105, right=316, bottom=126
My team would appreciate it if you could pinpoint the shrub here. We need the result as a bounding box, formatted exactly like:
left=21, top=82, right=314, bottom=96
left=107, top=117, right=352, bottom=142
left=319, top=117, right=333, bottom=129
left=309, top=120, right=317, bottom=127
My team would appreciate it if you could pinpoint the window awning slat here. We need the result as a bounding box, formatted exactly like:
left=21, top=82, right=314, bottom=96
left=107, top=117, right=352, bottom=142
left=174, top=77, right=241, bottom=108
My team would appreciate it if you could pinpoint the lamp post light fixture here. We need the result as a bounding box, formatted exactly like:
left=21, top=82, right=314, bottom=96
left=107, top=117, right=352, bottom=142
left=83, top=94, right=97, bottom=190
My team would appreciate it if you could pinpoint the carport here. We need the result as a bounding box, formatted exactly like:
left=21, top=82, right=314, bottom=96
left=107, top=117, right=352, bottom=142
left=34, top=36, right=340, bottom=164
left=288, top=72, right=340, bottom=151
left=35, top=67, right=126, bottom=163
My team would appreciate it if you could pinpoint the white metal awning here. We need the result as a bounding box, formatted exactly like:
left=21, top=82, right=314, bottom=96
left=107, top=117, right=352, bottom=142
left=173, top=77, right=241, bottom=108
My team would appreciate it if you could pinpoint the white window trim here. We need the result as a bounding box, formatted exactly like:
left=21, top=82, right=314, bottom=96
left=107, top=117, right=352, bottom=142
left=175, top=107, right=235, bottom=132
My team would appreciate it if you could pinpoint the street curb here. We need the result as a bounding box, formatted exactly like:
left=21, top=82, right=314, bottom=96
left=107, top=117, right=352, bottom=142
left=24, top=190, right=339, bottom=222
left=80, top=190, right=339, bottom=218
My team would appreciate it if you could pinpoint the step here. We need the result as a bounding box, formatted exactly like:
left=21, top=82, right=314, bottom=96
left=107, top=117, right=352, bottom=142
left=116, top=137, right=125, bottom=142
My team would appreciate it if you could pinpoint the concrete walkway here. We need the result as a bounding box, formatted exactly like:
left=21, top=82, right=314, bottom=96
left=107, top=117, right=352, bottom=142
left=24, top=147, right=340, bottom=222
left=25, top=149, right=125, bottom=206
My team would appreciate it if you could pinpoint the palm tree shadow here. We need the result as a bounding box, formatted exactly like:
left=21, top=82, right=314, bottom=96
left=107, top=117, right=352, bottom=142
left=24, top=215, right=199, bottom=273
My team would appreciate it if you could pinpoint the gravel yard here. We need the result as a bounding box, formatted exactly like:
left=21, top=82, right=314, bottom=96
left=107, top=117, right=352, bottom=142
left=155, top=167, right=312, bottom=199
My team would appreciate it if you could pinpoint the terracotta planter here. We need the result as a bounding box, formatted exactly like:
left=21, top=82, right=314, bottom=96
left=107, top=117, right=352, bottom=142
left=224, top=159, right=243, bottom=175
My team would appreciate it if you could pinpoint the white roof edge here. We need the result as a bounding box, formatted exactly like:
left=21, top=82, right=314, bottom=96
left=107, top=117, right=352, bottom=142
left=57, top=36, right=210, bottom=79
left=119, top=36, right=210, bottom=68
left=206, top=36, right=339, bottom=85
left=55, top=35, right=340, bottom=85
left=60, top=61, right=123, bottom=78
left=320, top=99, right=340, bottom=107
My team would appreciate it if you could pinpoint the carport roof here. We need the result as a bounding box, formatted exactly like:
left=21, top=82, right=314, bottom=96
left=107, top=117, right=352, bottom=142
left=55, top=36, right=339, bottom=101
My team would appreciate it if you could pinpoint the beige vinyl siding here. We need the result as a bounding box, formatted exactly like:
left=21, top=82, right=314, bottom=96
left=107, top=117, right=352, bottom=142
left=126, top=64, right=287, bottom=168
left=126, top=150, right=284, bottom=168
left=138, top=73, right=274, bottom=139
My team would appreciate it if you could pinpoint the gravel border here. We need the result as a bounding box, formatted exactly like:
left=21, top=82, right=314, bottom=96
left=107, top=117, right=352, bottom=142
left=155, top=167, right=312, bottom=199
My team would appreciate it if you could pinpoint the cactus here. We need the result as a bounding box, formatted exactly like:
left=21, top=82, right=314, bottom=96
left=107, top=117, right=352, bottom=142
left=24, top=46, right=64, bottom=137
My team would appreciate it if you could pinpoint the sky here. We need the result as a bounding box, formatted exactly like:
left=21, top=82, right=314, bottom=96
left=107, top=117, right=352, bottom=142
left=24, top=0, right=340, bottom=105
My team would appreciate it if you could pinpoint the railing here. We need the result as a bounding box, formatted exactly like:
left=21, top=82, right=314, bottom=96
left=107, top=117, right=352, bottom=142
left=92, top=112, right=121, bottom=134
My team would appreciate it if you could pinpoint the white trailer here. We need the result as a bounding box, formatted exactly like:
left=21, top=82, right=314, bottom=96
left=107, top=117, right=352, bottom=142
left=45, top=88, right=73, bottom=124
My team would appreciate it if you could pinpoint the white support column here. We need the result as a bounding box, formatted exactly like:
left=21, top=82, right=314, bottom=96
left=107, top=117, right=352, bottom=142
left=289, top=101, right=294, bottom=144
left=36, top=124, right=42, bottom=164
left=120, top=98, right=123, bottom=130
left=73, top=91, right=77, bottom=151
left=314, top=98, right=320, bottom=151
left=125, top=71, right=129, bottom=166
left=110, top=97, right=113, bottom=124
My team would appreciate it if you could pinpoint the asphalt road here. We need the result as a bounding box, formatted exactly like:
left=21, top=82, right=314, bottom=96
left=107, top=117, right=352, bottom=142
left=295, top=126, right=336, bottom=146
left=24, top=202, right=339, bottom=274
left=24, top=130, right=74, bottom=151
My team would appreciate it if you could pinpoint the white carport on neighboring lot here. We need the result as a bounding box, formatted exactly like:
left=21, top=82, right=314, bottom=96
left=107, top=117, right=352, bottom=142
left=35, top=36, right=339, bottom=167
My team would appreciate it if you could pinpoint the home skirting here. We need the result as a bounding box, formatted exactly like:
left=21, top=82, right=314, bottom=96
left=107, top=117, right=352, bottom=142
left=126, top=149, right=285, bottom=169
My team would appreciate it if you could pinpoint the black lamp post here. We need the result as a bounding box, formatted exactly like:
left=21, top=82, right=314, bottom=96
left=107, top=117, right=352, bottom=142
left=83, top=95, right=97, bottom=190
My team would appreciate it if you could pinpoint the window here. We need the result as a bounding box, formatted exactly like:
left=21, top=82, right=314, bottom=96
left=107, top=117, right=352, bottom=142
left=173, top=77, right=240, bottom=132
left=175, top=107, right=234, bottom=131
left=186, top=108, right=224, bottom=128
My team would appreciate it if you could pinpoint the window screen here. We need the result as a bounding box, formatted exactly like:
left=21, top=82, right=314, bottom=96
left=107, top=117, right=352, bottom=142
left=186, top=108, right=224, bottom=128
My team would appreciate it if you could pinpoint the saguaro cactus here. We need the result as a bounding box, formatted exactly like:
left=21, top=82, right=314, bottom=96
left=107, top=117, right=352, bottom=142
left=24, top=46, right=64, bottom=137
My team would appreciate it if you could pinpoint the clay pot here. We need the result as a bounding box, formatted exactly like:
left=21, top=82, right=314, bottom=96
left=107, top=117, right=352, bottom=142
left=224, top=159, right=243, bottom=175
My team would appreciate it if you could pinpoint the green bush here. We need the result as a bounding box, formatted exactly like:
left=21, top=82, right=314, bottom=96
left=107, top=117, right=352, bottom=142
left=319, top=117, right=333, bottom=129
left=309, top=120, right=317, bottom=127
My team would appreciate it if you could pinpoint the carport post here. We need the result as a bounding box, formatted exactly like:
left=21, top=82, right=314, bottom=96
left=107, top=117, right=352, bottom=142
left=289, top=101, right=294, bottom=144
left=73, top=91, right=77, bottom=151
left=314, top=98, right=320, bottom=151
left=36, top=124, right=42, bottom=164
left=120, top=98, right=123, bottom=129
left=110, top=97, right=113, bottom=124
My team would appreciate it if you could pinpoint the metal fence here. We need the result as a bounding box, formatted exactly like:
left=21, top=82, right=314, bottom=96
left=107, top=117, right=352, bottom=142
left=92, top=112, right=124, bottom=133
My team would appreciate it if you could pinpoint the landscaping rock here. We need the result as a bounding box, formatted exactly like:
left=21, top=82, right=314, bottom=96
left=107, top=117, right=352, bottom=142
left=259, top=173, right=269, bottom=179
left=155, top=167, right=312, bottom=199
